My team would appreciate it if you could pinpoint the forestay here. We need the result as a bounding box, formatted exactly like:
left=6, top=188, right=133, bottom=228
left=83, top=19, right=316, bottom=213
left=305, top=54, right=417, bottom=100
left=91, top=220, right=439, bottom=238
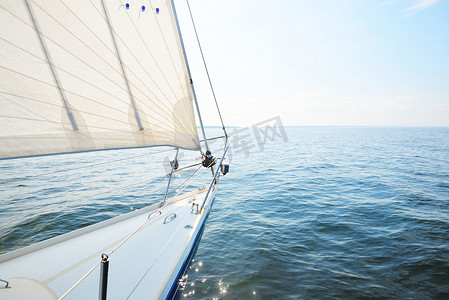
left=0, top=0, right=200, bottom=159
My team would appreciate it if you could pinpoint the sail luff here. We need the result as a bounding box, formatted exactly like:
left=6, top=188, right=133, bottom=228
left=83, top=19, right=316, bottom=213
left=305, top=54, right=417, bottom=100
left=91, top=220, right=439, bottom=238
left=170, top=0, right=209, bottom=153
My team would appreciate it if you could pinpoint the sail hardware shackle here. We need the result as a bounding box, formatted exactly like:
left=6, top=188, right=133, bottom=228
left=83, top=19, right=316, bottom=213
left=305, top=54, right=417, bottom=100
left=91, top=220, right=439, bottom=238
left=199, top=136, right=231, bottom=213
left=163, top=148, right=179, bottom=206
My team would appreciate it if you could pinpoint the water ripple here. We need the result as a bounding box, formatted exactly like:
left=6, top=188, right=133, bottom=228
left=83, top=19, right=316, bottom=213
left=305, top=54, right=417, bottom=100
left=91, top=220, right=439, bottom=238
left=2, top=128, right=449, bottom=299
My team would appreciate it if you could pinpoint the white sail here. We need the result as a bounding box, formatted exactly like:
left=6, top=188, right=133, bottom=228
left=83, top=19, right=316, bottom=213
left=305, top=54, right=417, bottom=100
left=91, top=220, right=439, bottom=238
left=0, top=0, right=200, bottom=159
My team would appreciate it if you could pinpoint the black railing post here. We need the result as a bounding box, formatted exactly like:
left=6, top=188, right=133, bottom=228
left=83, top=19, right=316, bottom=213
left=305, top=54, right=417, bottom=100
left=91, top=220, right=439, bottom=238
left=99, top=253, right=109, bottom=300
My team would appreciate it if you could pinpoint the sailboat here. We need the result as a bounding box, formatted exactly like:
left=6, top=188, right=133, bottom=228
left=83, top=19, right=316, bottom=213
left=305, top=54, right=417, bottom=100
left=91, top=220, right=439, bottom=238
left=0, top=0, right=229, bottom=299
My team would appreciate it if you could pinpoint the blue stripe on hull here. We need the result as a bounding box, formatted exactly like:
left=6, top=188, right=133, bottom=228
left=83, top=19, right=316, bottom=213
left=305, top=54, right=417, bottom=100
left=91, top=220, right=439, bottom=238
left=166, top=195, right=216, bottom=300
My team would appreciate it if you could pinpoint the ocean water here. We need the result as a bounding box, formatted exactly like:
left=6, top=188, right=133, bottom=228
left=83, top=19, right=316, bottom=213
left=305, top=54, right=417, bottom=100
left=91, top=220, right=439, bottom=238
left=1, top=127, right=449, bottom=299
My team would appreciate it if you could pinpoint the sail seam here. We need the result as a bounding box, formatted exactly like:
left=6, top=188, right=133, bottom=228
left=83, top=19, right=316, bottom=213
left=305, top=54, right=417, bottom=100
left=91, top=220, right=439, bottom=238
left=100, top=0, right=144, bottom=131
left=146, top=2, right=190, bottom=101
left=117, top=5, right=196, bottom=137
left=23, top=0, right=78, bottom=132
left=120, top=7, right=180, bottom=104
left=0, top=1, right=202, bottom=157
left=0, top=66, right=175, bottom=131
left=28, top=0, right=178, bottom=126
left=0, top=37, right=176, bottom=127
left=83, top=1, right=181, bottom=123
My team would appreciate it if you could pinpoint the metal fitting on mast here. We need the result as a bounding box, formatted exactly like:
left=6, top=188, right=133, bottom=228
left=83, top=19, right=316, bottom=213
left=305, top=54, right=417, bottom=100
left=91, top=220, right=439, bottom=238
left=201, top=150, right=216, bottom=168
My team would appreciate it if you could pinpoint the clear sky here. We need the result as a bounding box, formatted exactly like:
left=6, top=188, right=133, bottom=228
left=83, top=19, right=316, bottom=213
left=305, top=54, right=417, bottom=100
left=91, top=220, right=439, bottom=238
left=175, top=0, right=449, bottom=127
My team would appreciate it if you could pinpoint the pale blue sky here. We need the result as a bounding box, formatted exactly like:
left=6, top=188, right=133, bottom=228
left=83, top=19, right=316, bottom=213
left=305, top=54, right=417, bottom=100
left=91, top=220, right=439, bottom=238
left=175, top=0, right=449, bottom=126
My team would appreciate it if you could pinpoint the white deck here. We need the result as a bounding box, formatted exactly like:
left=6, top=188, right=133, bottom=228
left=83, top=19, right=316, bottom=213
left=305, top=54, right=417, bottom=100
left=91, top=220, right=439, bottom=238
left=0, top=187, right=216, bottom=300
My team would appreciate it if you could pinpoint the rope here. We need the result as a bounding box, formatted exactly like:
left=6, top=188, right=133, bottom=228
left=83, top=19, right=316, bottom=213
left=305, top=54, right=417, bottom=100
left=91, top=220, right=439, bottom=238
left=0, top=148, right=173, bottom=184
left=55, top=139, right=221, bottom=298
left=185, top=0, right=227, bottom=137
left=106, top=164, right=208, bottom=259
left=57, top=163, right=208, bottom=299
left=126, top=209, right=191, bottom=299
left=58, top=260, right=102, bottom=300
left=171, top=161, right=202, bottom=173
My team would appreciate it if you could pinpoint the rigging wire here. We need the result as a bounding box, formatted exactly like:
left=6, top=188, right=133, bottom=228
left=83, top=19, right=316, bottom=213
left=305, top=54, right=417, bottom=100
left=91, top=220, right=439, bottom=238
left=57, top=149, right=221, bottom=298
left=56, top=147, right=219, bottom=298
left=163, top=148, right=179, bottom=204
left=57, top=163, right=208, bottom=299
left=185, top=0, right=227, bottom=137
left=0, top=148, right=174, bottom=184
left=125, top=211, right=190, bottom=299
left=0, top=0, right=228, bottom=295
left=40, top=149, right=221, bottom=299
left=56, top=142, right=223, bottom=299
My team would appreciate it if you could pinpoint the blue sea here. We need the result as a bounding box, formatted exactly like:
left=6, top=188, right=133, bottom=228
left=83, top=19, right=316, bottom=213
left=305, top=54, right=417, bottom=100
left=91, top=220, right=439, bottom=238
left=1, top=127, right=449, bottom=299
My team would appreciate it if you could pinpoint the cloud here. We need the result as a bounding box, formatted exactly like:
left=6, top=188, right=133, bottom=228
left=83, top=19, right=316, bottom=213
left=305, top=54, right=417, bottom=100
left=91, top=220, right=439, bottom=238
left=405, top=0, right=440, bottom=12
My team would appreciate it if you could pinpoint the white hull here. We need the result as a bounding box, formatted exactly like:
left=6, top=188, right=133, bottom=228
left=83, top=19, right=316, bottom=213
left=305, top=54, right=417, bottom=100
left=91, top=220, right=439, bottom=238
left=0, top=187, right=216, bottom=300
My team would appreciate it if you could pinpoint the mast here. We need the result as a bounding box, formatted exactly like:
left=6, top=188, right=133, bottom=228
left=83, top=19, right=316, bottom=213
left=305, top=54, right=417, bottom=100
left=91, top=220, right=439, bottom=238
left=171, top=0, right=210, bottom=153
